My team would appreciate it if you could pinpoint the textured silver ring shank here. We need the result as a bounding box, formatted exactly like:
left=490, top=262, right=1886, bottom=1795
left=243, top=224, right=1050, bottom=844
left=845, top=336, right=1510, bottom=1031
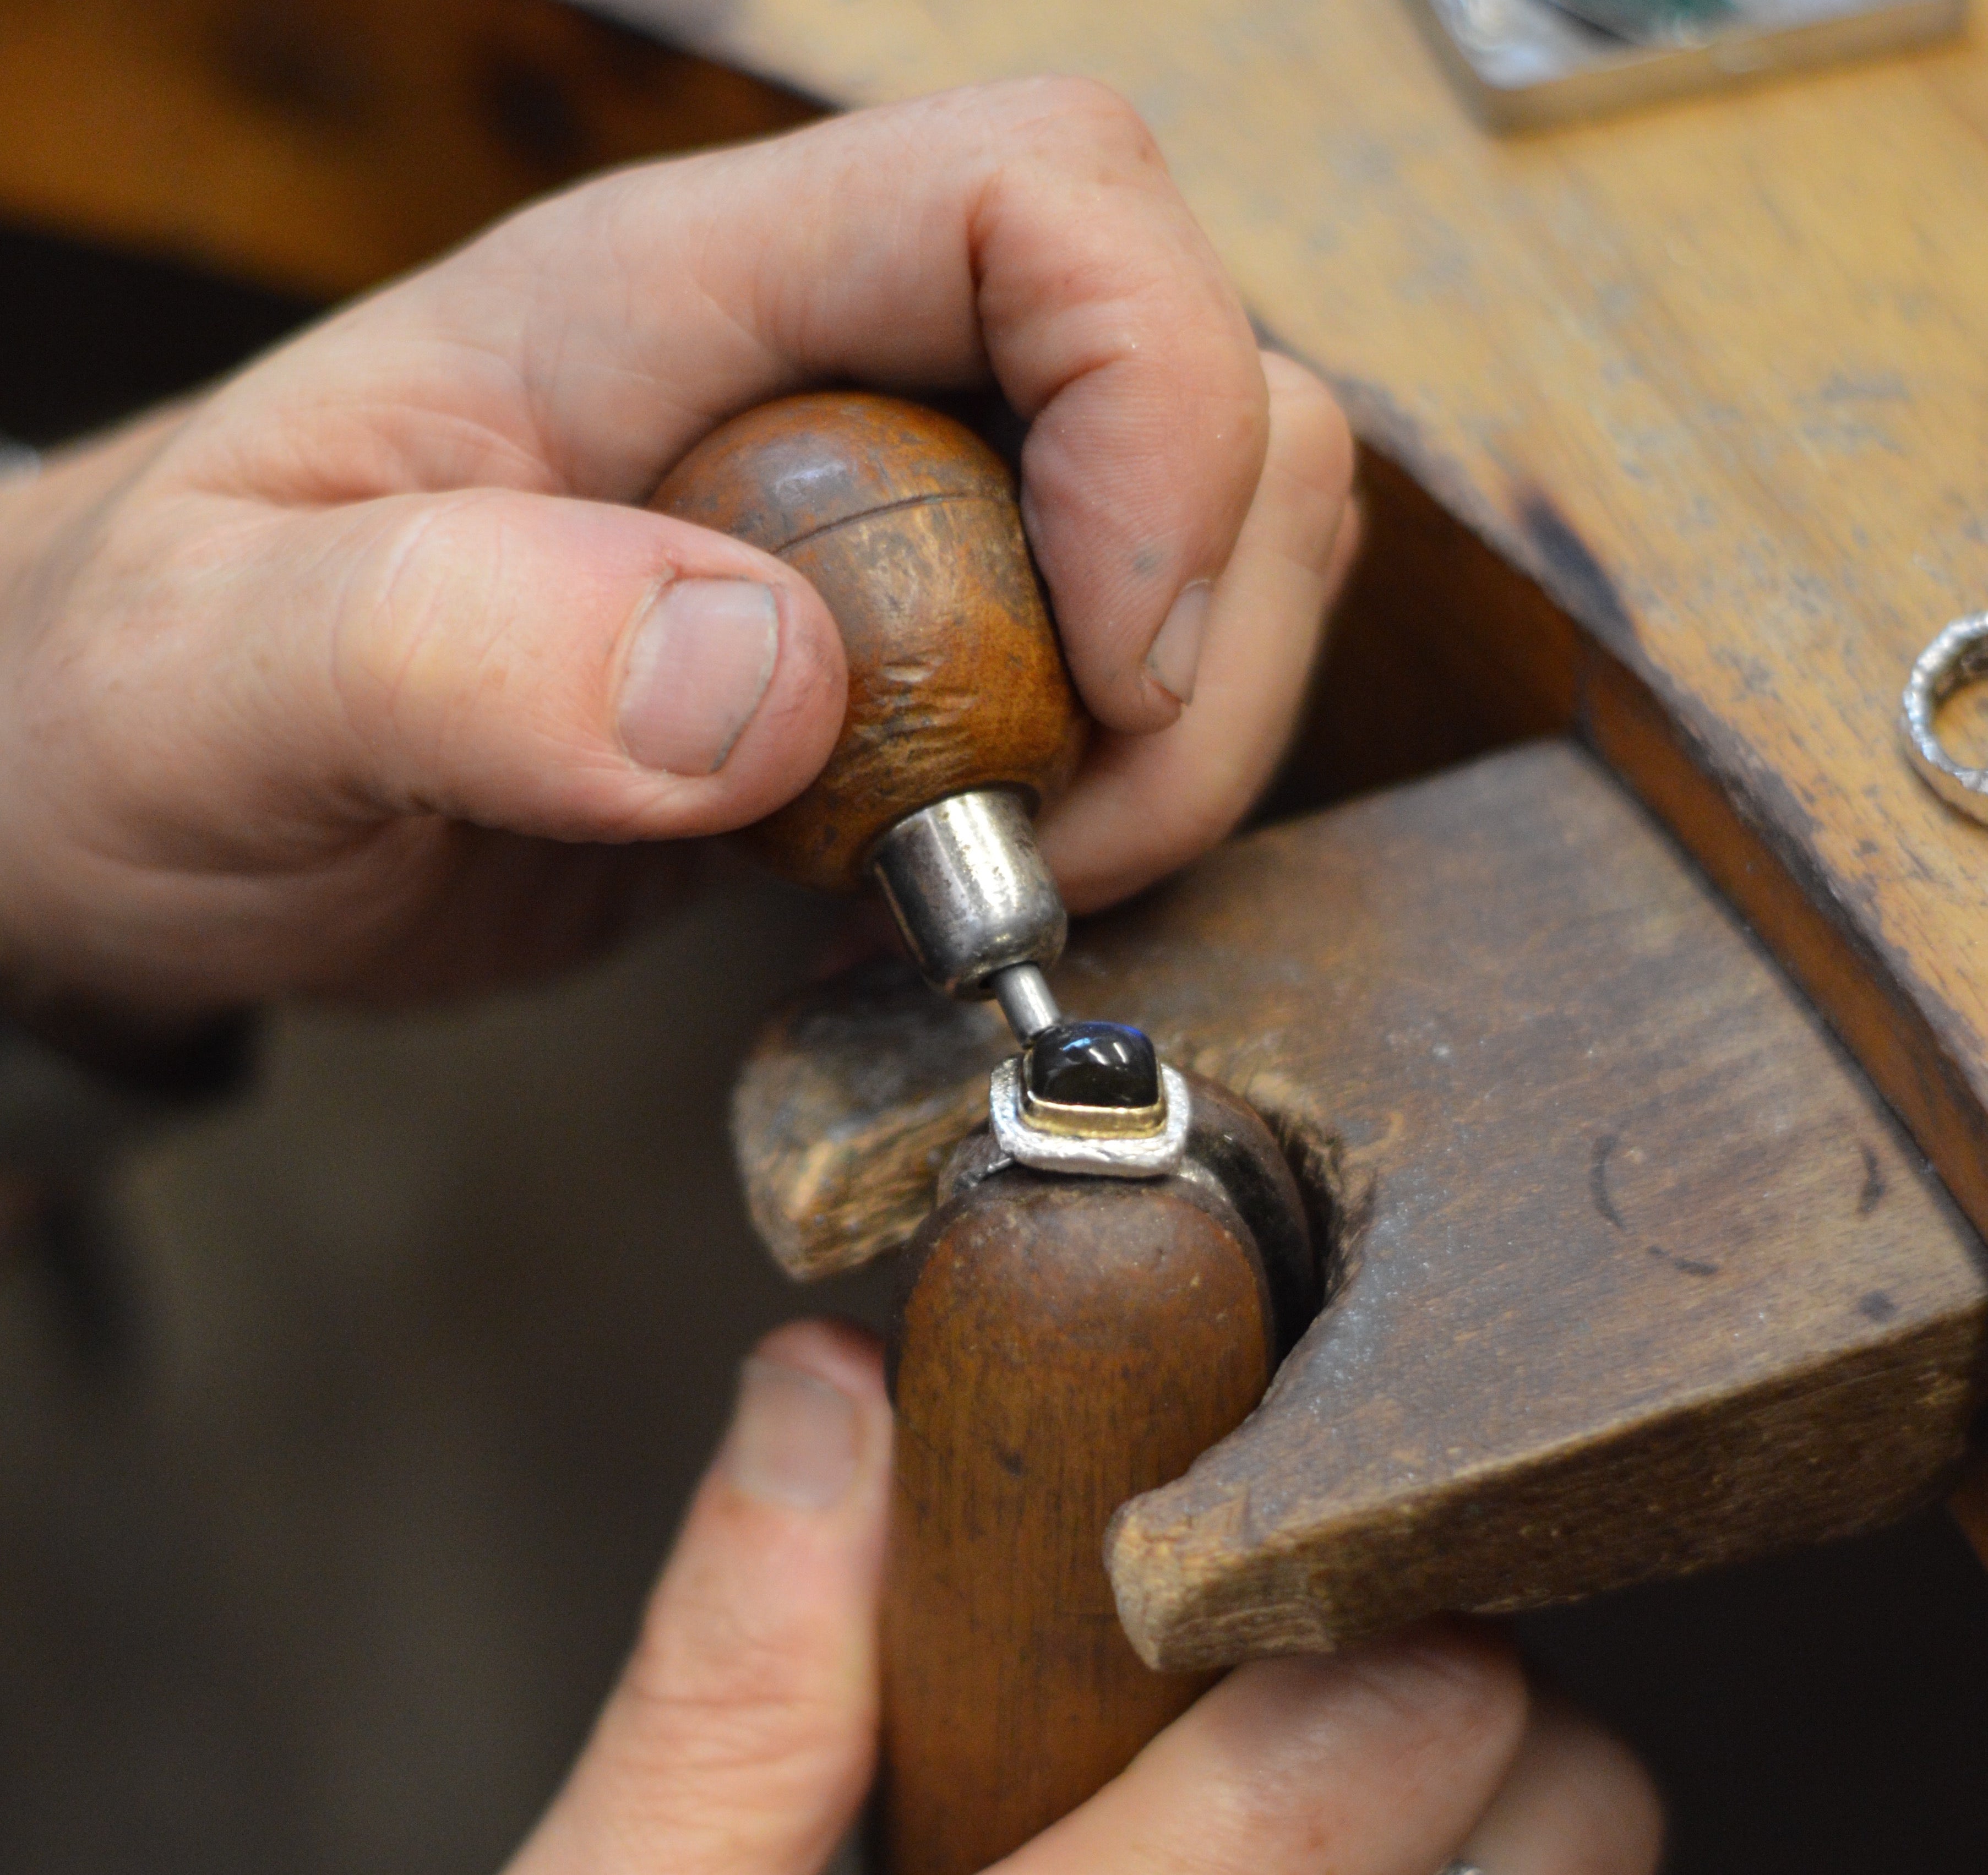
left=1900, top=611, right=1988, bottom=822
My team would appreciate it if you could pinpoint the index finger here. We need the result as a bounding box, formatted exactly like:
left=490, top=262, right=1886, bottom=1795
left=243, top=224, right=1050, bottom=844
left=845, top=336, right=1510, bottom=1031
left=257, top=80, right=1270, bottom=736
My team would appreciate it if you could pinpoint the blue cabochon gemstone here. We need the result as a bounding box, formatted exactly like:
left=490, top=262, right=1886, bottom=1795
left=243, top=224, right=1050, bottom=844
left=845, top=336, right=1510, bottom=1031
left=1023, top=1021, right=1161, bottom=1110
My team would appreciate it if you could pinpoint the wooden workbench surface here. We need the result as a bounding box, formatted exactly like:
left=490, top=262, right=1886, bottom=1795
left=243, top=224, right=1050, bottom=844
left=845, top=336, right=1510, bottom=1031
left=0, top=0, right=813, bottom=300
left=737, top=742, right=1988, bottom=1647
left=625, top=0, right=1988, bottom=1261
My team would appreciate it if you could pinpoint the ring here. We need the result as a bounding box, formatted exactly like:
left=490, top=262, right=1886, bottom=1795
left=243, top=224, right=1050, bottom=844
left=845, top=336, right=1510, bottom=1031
left=1901, top=613, right=1988, bottom=822
left=1439, top=1864, right=1489, bottom=1875
left=986, top=1055, right=1191, bottom=1180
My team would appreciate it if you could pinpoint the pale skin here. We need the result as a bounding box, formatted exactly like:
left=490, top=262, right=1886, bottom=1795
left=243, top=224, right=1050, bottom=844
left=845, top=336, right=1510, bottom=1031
left=0, top=79, right=1663, bottom=1874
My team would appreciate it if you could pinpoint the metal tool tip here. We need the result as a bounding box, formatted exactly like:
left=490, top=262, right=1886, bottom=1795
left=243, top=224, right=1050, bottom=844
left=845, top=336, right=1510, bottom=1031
left=992, top=964, right=1061, bottom=1043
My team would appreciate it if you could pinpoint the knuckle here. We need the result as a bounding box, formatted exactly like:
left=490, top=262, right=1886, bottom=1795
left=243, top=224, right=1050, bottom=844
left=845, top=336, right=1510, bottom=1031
left=1053, top=75, right=1161, bottom=156
left=1181, top=1644, right=1529, bottom=1861
left=36, top=505, right=243, bottom=821
left=1265, top=354, right=1357, bottom=512
left=327, top=493, right=506, bottom=783
left=998, top=75, right=1167, bottom=176
left=624, top=1675, right=846, bottom=1787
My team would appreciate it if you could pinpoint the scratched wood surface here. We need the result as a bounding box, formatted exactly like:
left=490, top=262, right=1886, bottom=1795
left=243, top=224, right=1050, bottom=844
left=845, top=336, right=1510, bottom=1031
left=736, top=742, right=1988, bottom=1652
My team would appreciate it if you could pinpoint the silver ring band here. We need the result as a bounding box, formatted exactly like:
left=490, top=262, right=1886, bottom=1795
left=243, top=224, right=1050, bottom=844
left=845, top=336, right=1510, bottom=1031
left=1902, top=612, right=1988, bottom=822
left=1439, top=1863, right=1489, bottom=1875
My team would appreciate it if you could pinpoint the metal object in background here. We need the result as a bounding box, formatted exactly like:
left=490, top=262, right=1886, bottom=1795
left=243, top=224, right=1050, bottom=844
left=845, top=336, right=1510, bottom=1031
left=1545, top=0, right=1736, bottom=39
left=1902, top=613, right=1988, bottom=822
left=1407, top=0, right=1964, bottom=129
left=870, top=787, right=1069, bottom=1037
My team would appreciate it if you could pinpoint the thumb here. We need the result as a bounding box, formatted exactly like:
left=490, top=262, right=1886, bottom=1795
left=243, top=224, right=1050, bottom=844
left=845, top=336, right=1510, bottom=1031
left=61, top=483, right=849, bottom=864
left=509, top=1320, right=892, bottom=1875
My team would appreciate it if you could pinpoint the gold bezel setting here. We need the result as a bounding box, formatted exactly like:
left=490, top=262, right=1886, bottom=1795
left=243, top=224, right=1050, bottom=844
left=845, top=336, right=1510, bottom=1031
left=1018, top=1084, right=1169, bottom=1139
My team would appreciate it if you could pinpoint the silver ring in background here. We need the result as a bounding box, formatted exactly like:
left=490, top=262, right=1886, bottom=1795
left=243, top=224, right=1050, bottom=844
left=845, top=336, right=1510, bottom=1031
left=1439, top=1864, right=1490, bottom=1875
left=1902, top=612, right=1988, bottom=822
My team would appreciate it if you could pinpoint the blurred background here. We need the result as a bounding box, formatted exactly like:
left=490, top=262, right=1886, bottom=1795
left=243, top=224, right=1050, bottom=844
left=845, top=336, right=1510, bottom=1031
left=0, top=3, right=1982, bottom=1871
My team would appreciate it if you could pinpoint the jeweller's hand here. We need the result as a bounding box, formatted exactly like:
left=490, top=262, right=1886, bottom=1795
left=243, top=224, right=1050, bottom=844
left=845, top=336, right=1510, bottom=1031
left=0, top=80, right=1353, bottom=1032
left=505, top=1318, right=1662, bottom=1875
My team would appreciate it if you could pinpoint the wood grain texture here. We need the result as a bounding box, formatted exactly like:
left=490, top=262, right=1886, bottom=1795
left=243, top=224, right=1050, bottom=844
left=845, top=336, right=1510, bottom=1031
left=653, top=393, right=1086, bottom=891
left=882, top=1165, right=1273, bottom=1874
left=0, top=0, right=815, bottom=298
left=734, top=975, right=1005, bottom=1274
left=736, top=742, right=1988, bottom=1654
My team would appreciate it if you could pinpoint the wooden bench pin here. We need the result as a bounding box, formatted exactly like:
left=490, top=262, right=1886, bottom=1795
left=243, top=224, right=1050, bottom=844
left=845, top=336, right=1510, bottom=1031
left=654, top=394, right=1319, bottom=1872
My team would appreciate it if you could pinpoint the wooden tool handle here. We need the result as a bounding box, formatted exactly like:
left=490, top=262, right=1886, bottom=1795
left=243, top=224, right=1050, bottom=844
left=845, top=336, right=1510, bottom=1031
left=881, top=1153, right=1279, bottom=1873
left=651, top=393, right=1088, bottom=893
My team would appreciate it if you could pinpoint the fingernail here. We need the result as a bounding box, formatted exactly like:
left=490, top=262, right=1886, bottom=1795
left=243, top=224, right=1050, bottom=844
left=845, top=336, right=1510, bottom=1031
left=723, top=1356, right=862, bottom=1510
left=618, top=578, right=780, bottom=774
left=1145, top=579, right=1212, bottom=706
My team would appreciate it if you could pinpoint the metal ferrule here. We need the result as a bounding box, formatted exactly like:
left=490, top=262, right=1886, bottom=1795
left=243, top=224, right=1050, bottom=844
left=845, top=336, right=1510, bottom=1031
left=868, top=789, right=1067, bottom=1001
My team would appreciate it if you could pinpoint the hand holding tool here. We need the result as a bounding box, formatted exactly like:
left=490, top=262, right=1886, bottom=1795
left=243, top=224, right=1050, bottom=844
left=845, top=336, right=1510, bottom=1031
left=653, top=392, right=1083, bottom=1043
left=656, top=392, right=1315, bottom=1870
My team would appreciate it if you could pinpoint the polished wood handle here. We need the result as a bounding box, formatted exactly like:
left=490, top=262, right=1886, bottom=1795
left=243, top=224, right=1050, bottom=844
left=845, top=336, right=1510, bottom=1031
left=651, top=392, right=1088, bottom=892
left=880, top=1081, right=1292, bottom=1874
